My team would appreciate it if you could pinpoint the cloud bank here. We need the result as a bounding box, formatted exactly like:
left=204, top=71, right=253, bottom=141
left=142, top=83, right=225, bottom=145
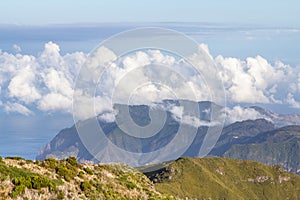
left=1, top=42, right=300, bottom=123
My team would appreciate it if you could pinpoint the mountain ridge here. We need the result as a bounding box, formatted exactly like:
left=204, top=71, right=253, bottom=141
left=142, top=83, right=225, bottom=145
left=36, top=101, right=300, bottom=174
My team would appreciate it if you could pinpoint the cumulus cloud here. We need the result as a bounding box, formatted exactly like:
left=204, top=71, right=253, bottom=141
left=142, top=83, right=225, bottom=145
left=0, top=41, right=86, bottom=116
left=1, top=41, right=300, bottom=122
left=39, top=42, right=61, bottom=68
left=215, top=54, right=295, bottom=105
left=8, top=65, right=41, bottom=103
left=38, top=93, right=72, bottom=112
left=88, top=47, right=209, bottom=115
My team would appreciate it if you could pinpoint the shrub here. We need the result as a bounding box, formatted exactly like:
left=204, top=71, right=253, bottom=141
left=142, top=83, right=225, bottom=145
left=10, top=184, right=26, bottom=198
left=78, top=171, right=84, bottom=178
left=80, top=181, right=92, bottom=191
left=118, top=176, right=137, bottom=189
left=125, top=181, right=137, bottom=189
left=66, top=157, right=79, bottom=167
left=57, top=191, right=65, bottom=199
left=56, top=166, right=72, bottom=181
left=25, top=160, right=33, bottom=164
left=34, top=160, right=41, bottom=165
left=84, top=167, right=93, bottom=175
left=6, top=156, right=24, bottom=161
left=12, top=177, right=32, bottom=188
left=31, top=176, right=51, bottom=189
left=93, top=183, right=103, bottom=192
left=43, top=158, right=58, bottom=169
left=54, top=158, right=79, bottom=181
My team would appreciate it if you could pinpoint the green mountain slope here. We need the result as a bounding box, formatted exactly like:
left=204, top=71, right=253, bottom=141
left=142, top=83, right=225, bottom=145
left=142, top=157, right=300, bottom=200
left=1, top=156, right=300, bottom=199
left=223, top=125, right=300, bottom=174
left=0, top=156, right=174, bottom=200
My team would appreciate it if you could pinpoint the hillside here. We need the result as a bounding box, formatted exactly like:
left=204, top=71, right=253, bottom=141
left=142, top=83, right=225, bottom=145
left=36, top=101, right=223, bottom=166
left=223, top=125, right=300, bottom=174
left=142, top=157, right=300, bottom=200
left=0, top=156, right=173, bottom=200
left=1, top=156, right=300, bottom=199
left=37, top=109, right=300, bottom=175
left=206, top=118, right=275, bottom=156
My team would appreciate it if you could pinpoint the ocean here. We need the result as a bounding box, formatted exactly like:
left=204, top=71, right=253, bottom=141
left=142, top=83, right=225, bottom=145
left=0, top=114, right=73, bottom=160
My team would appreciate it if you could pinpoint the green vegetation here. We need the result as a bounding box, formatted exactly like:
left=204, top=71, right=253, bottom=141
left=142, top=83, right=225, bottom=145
left=0, top=157, right=172, bottom=199
left=5, top=156, right=25, bottom=161
left=148, top=157, right=300, bottom=200
left=83, top=167, right=93, bottom=175
left=41, top=157, right=80, bottom=181
left=80, top=181, right=92, bottom=191
left=0, top=161, right=58, bottom=198
left=1, top=156, right=299, bottom=199
left=118, top=175, right=137, bottom=189
left=56, top=190, right=65, bottom=199
left=224, top=139, right=300, bottom=175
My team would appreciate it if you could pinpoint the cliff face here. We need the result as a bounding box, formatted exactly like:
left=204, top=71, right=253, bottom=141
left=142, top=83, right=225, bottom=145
left=36, top=125, right=95, bottom=162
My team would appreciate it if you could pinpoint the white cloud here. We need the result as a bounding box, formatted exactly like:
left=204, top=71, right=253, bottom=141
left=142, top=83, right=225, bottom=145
left=246, top=56, right=284, bottom=89
left=216, top=56, right=268, bottom=103
left=42, top=68, right=73, bottom=97
left=286, top=93, right=300, bottom=108
left=39, top=41, right=61, bottom=68
left=38, top=93, right=72, bottom=113
left=1, top=41, right=300, bottom=119
left=8, top=65, right=41, bottom=103
left=169, top=105, right=220, bottom=127
left=4, top=102, right=34, bottom=116
left=225, top=106, right=265, bottom=124
left=170, top=105, right=184, bottom=120
left=0, top=42, right=88, bottom=116
left=215, top=53, right=293, bottom=104
left=98, top=112, right=116, bottom=123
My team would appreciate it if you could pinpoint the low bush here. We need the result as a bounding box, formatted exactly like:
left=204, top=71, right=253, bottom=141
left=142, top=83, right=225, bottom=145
left=5, top=156, right=25, bottom=161
left=80, top=181, right=92, bottom=191
left=84, top=167, right=93, bottom=175
left=0, top=162, right=58, bottom=198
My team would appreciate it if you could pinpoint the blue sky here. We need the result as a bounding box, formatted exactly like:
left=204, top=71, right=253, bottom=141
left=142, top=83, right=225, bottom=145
left=1, top=0, right=300, bottom=27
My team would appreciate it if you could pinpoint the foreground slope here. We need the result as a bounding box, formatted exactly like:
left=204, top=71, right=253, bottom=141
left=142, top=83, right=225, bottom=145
left=0, top=156, right=173, bottom=200
left=141, top=157, right=300, bottom=200
left=2, top=156, right=299, bottom=199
